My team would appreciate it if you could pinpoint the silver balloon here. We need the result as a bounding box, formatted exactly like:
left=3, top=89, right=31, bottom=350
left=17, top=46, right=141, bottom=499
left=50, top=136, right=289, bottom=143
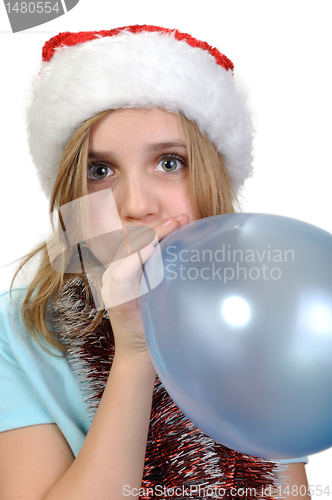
left=140, top=213, right=332, bottom=458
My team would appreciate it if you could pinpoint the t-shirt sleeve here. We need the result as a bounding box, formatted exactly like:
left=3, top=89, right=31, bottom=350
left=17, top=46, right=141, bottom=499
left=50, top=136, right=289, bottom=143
left=0, top=299, right=55, bottom=431
left=278, top=456, right=308, bottom=464
left=0, top=289, right=90, bottom=457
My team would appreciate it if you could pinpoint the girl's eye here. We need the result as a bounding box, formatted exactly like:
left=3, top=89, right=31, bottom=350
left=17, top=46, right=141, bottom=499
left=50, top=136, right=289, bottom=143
left=157, top=155, right=186, bottom=174
left=88, top=163, right=114, bottom=181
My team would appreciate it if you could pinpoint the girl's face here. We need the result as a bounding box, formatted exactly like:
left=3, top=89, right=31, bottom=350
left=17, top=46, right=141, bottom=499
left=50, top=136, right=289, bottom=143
left=88, top=107, right=194, bottom=223
left=85, top=107, right=194, bottom=264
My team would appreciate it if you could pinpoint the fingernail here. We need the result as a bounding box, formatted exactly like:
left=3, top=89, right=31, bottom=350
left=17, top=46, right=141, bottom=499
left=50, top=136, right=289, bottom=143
left=141, top=243, right=154, bottom=253
left=175, top=215, right=183, bottom=221
left=162, top=218, right=173, bottom=226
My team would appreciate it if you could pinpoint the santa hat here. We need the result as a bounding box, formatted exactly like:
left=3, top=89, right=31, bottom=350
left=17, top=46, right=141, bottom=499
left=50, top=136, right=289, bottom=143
left=27, top=25, right=253, bottom=199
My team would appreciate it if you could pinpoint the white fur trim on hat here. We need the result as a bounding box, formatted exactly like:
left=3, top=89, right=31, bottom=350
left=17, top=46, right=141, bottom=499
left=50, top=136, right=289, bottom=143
left=27, top=26, right=253, bottom=199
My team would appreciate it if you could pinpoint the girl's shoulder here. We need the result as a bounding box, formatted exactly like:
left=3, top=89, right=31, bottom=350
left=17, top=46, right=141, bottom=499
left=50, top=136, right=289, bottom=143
left=0, top=288, right=28, bottom=341
left=0, top=287, right=26, bottom=307
left=0, top=287, right=65, bottom=368
left=0, top=287, right=30, bottom=319
left=0, top=287, right=90, bottom=455
left=0, top=287, right=57, bottom=360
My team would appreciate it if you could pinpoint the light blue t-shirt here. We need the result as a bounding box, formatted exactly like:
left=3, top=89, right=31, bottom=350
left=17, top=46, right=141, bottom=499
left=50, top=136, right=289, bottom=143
left=0, top=288, right=90, bottom=456
left=0, top=288, right=307, bottom=464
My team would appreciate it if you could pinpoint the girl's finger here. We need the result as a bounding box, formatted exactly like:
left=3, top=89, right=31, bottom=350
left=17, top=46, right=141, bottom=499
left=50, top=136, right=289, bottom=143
left=149, top=214, right=190, bottom=243
left=101, top=243, right=155, bottom=308
left=109, top=215, right=188, bottom=265
left=101, top=216, right=188, bottom=308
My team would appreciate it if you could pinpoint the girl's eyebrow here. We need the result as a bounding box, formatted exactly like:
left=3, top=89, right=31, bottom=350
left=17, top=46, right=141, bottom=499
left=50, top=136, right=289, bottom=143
left=88, top=142, right=188, bottom=159
left=88, top=151, right=111, bottom=159
left=146, top=141, right=187, bottom=153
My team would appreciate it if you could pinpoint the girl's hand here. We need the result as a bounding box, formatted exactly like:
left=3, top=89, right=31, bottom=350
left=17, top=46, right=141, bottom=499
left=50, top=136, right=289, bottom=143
left=101, top=214, right=189, bottom=356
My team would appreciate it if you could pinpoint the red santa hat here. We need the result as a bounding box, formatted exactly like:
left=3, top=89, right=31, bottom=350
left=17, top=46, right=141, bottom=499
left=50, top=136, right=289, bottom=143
left=27, top=25, right=253, bottom=199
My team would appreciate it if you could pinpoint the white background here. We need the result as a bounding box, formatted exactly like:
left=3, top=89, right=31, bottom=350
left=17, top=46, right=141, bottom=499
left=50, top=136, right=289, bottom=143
left=0, top=0, right=331, bottom=488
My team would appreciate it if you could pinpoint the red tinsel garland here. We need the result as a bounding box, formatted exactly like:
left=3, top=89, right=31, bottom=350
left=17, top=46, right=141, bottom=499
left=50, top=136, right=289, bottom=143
left=54, top=279, right=281, bottom=499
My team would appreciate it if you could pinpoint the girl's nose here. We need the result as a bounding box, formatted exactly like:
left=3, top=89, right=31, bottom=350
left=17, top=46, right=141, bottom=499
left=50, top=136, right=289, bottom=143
left=117, top=174, right=158, bottom=223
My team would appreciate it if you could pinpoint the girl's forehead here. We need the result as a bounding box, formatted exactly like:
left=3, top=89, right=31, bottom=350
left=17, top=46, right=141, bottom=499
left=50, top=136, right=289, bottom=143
left=90, top=108, right=186, bottom=145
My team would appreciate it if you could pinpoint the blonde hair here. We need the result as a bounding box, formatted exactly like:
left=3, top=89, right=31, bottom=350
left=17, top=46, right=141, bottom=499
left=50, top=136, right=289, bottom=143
left=11, top=109, right=238, bottom=351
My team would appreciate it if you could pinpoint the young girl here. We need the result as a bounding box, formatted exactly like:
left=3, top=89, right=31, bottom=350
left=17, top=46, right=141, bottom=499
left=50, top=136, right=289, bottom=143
left=0, top=26, right=309, bottom=499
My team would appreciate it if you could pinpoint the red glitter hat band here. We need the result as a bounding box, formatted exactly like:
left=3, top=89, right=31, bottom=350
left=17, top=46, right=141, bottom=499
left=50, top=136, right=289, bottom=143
left=42, top=24, right=234, bottom=71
